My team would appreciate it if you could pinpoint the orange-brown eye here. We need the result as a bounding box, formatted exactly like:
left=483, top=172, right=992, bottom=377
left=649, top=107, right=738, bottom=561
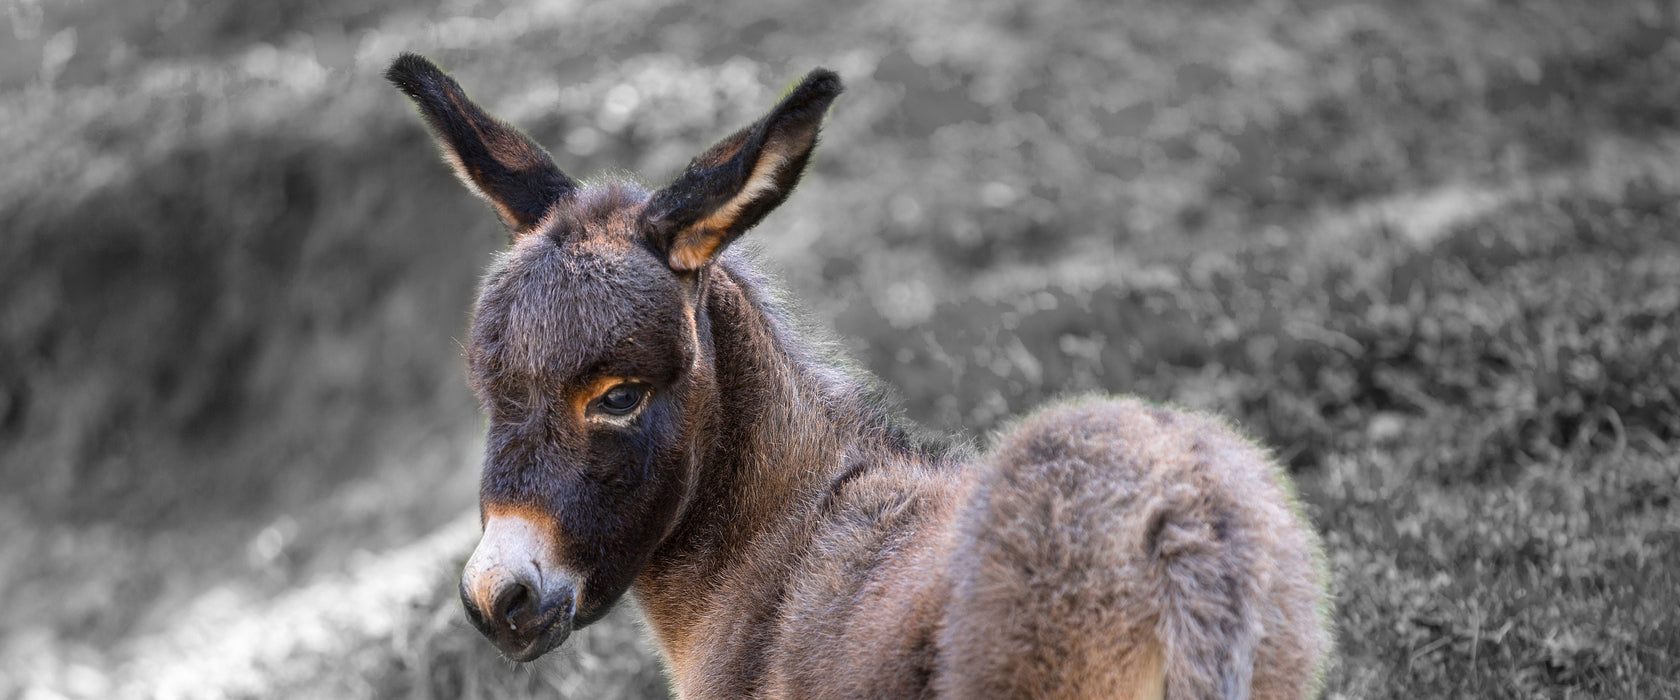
left=598, top=384, right=646, bottom=415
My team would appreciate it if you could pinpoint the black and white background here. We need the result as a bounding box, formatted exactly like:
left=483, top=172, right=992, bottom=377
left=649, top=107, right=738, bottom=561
left=2, top=0, right=1677, bottom=697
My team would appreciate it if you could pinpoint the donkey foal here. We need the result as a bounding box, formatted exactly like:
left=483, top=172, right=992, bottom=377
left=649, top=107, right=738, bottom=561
left=388, top=54, right=1332, bottom=699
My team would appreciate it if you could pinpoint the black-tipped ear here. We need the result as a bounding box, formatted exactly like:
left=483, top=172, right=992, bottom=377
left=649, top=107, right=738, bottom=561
left=386, top=53, right=576, bottom=235
left=643, top=68, right=843, bottom=271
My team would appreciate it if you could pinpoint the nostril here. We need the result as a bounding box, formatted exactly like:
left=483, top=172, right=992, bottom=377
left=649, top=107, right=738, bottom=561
left=493, top=581, right=536, bottom=627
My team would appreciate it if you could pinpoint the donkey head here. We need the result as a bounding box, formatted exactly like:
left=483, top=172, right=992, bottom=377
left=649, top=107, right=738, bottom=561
left=387, top=54, right=840, bottom=661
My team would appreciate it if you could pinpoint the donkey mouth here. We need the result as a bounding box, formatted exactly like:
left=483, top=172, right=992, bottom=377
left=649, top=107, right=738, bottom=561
left=502, top=615, right=572, bottom=662
left=478, top=591, right=575, bottom=662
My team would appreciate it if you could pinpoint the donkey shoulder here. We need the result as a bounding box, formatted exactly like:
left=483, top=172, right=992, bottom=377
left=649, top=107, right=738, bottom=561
left=764, top=450, right=969, bottom=698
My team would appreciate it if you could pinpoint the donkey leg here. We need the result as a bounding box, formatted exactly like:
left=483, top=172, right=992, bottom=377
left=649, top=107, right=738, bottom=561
left=935, top=398, right=1328, bottom=700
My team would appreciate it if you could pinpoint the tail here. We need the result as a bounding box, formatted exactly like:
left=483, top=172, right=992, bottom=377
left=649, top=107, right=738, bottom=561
left=935, top=398, right=1328, bottom=700
left=1143, top=474, right=1262, bottom=699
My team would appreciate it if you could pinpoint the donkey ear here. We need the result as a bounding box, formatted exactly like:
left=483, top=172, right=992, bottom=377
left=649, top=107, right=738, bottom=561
left=386, top=53, right=576, bottom=236
left=643, top=69, right=843, bottom=271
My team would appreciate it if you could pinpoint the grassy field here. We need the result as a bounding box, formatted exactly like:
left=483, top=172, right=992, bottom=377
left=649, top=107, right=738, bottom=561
left=2, top=0, right=1677, bottom=697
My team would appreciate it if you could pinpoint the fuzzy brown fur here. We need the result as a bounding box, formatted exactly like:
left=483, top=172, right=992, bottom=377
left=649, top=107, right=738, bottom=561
left=388, top=54, right=1332, bottom=699
left=936, top=400, right=1330, bottom=699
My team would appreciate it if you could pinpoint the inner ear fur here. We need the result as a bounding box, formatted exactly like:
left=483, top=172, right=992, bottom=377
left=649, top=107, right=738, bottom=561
left=643, top=69, right=844, bottom=271
left=386, top=53, right=577, bottom=235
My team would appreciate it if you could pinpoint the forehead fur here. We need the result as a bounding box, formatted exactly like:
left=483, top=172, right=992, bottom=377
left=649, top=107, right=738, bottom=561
left=470, top=180, right=683, bottom=381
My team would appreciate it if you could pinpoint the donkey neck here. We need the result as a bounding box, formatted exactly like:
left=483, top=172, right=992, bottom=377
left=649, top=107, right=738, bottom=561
left=633, top=255, right=866, bottom=674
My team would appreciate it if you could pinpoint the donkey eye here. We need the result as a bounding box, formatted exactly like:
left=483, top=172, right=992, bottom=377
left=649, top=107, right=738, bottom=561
left=596, top=384, right=647, bottom=415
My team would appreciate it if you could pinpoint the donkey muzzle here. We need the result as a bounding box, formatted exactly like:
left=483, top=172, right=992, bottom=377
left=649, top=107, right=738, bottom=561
left=460, top=511, right=576, bottom=661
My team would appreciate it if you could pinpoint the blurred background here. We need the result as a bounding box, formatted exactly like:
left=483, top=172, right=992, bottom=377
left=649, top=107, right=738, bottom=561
left=2, top=0, right=1677, bottom=697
